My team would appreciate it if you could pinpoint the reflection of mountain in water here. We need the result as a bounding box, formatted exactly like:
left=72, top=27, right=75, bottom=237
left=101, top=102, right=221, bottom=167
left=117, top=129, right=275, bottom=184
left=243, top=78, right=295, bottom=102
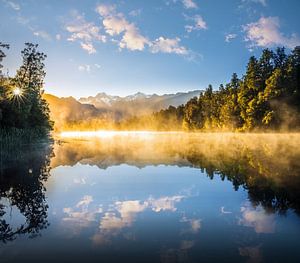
left=1, top=133, right=300, bottom=244
left=0, top=144, right=53, bottom=243
left=53, top=133, right=300, bottom=214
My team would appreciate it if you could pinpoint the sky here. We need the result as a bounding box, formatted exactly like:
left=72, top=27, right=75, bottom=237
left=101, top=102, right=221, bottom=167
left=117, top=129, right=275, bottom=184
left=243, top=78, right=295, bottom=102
left=1, top=0, right=300, bottom=98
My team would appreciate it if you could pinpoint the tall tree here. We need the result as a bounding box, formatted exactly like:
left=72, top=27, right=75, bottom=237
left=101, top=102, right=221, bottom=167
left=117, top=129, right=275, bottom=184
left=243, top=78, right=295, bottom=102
left=1, top=43, right=53, bottom=133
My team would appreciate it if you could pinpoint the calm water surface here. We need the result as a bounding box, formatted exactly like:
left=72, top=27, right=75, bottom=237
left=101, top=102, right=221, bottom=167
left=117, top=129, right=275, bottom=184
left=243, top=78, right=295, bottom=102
left=1, top=132, right=300, bottom=263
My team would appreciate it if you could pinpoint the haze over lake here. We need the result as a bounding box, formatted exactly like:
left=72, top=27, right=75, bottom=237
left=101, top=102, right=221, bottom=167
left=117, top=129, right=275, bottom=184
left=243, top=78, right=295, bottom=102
left=1, top=132, right=300, bottom=263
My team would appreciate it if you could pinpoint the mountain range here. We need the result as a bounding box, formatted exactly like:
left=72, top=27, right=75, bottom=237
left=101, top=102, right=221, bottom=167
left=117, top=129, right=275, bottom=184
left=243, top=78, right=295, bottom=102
left=44, top=90, right=202, bottom=130
left=79, top=90, right=202, bottom=117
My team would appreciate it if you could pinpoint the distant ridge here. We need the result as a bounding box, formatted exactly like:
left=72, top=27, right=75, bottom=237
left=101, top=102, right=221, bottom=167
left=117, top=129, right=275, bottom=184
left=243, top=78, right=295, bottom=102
left=79, top=90, right=202, bottom=117
left=43, top=90, right=203, bottom=130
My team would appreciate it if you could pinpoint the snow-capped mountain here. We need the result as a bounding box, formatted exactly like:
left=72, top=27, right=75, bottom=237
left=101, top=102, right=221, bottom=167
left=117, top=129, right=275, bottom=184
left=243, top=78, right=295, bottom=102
left=79, top=90, right=202, bottom=117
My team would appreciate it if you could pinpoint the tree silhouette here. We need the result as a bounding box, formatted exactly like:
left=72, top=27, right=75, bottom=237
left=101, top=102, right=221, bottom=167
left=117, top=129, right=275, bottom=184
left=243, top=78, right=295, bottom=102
left=0, top=143, right=53, bottom=243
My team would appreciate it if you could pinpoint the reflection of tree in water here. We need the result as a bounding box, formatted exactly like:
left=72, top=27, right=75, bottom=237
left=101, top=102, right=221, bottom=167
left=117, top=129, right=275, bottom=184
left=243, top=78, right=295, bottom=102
left=182, top=139, right=300, bottom=215
left=53, top=134, right=300, bottom=215
left=0, top=143, right=53, bottom=243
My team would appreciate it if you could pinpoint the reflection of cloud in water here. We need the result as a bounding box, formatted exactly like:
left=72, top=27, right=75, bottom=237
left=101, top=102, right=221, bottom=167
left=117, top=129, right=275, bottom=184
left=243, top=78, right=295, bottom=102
left=221, top=206, right=232, bottom=214
left=62, top=194, right=186, bottom=243
left=239, top=204, right=275, bottom=234
left=100, top=199, right=147, bottom=231
left=100, top=196, right=184, bottom=232
left=149, top=196, right=184, bottom=212
left=160, top=239, right=196, bottom=263
left=180, top=240, right=195, bottom=250
left=239, top=245, right=263, bottom=263
left=180, top=216, right=201, bottom=234
left=73, top=177, right=86, bottom=185
left=63, top=195, right=102, bottom=229
left=76, top=195, right=93, bottom=207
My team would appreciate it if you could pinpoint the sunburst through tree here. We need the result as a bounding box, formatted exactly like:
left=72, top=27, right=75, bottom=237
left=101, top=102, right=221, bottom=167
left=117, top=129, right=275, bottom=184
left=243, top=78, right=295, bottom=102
left=7, top=86, right=26, bottom=106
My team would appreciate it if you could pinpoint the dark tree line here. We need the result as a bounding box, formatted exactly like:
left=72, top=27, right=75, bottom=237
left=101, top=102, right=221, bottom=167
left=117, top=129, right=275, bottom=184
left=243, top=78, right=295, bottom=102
left=180, top=47, right=300, bottom=131
left=0, top=42, right=53, bottom=136
left=121, top=47, right=300, bottom=131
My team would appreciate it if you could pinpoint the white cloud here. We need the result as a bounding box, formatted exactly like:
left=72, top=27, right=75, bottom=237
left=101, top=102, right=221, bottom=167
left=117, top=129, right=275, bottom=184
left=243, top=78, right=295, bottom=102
left=243, top=16, right=300, bottom=49
left=255, top=0, right=267, bottom=6
left=102, top=15, right=129, bottom=36
left=65, top=11, right=106, bottom=54
left=78, top=64, right=91, bottom=72
left=182, top=0, right=198, bottom=9
left=97, top=4, right=149, bottom=51
left=4, top=0, right=20, bottom=11
left=80, top=43, right=96, bottom=54
left=55, top=34, right=61, bottom=41
left=94, top=4, right=192, bottom=57
left=150, top=37, right=188, bottom=55
left=119, top=24, right=149, bottom=51
left=242, top=0, right=267, bottom=6
left=225, top=33, right=237, bottom=43
left=33, top=30, right=52, bottom=41
left=94, top=63, right=101, bottom=69
left=129, top=9, right=142, bottom=17
left=95, top=4, right=116, bottom=17
left=185, top=15, right=207, bottom=33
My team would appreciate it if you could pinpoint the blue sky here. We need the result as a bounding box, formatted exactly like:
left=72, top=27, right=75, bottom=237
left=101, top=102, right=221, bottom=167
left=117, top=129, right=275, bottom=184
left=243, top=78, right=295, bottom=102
left=1, top=0, right=300, bottom=98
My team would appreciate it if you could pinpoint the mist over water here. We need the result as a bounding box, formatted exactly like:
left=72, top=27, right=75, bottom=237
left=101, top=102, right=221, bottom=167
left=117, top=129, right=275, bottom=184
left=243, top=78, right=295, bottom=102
left=1, top=132, right=300, bottom=263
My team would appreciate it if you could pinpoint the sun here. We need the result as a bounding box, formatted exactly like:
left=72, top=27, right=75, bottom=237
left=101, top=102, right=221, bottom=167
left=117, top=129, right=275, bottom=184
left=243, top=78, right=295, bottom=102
left=8, top=86, right=25, bottom=103
left=13, top=87, right=22, bottom=96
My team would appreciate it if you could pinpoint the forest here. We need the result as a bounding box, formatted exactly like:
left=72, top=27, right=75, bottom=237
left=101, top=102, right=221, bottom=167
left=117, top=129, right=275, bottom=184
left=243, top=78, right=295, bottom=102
left=119, top=47, right=300, bottom=131
left=1, top=43, right=300, bottom=133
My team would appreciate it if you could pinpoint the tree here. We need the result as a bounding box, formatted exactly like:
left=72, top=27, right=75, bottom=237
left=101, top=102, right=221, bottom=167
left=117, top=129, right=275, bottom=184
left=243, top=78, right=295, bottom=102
left=1, top=43, right=53, bottom=133
left=0, top=42, right=9, bottom=76
left=0, top=43, right=10, bottom=123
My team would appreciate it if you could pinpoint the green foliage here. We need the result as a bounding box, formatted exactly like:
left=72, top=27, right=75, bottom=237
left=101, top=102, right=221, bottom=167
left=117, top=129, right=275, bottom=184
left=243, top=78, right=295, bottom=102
left=127, top=47, right=300, bottom=132
left=0, top=43, right=53, bottom=138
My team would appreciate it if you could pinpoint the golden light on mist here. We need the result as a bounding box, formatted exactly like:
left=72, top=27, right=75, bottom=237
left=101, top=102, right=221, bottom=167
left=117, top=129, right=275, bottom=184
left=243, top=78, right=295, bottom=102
left=60, top=130, right=185, bottom=138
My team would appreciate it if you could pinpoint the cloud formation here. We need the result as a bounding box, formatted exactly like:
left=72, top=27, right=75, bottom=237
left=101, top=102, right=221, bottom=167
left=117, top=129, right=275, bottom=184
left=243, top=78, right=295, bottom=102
left=95, top=4, right=191, bottom=57
left=78, top=64, right=90, bottom=72
left=96, top=4, right=149, bottom=51
left=3, top=0, right=20, bottom=11
left=33, top=30, right=52, bottom=41
left=243, top=16, right=300, bottom=49
left=66, top=11, right=106, bottom=54
left=182, top=0, right=198, bottom=9
left=225, top=33, right=237, bottom=43
left=63, top=5, right=194, bottom=57
left=150, top=37, right=188, bottom=55
left=241, top=0, right=267, bottom=6
left=185, top=15, right=207, bottom=32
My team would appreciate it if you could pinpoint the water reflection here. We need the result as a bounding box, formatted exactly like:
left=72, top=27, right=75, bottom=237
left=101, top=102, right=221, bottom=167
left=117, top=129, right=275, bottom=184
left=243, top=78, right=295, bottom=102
left=0, top=144, right=53, bottom=242
left=52, top=133, right=300, bottom=214
left=0, top=133, right=300, bottom=262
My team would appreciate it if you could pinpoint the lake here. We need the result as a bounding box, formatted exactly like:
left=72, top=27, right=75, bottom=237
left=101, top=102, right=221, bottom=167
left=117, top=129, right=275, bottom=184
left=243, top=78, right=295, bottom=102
left=1, top=132, right=300, bottom=263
